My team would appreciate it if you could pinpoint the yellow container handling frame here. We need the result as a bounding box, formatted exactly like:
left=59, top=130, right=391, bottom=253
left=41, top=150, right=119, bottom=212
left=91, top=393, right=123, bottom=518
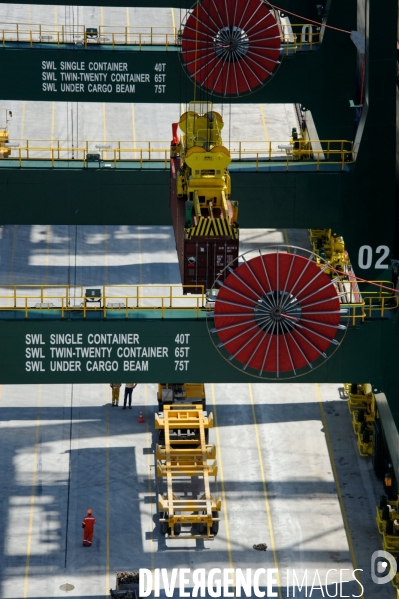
left=155, top=404, right=221, bottom=539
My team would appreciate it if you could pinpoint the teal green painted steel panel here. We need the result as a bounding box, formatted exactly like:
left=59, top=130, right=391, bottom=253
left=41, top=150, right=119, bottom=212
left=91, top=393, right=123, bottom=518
left=0, top=317, right=394, bottom=385
left=0, top=1, right=321, bottom=12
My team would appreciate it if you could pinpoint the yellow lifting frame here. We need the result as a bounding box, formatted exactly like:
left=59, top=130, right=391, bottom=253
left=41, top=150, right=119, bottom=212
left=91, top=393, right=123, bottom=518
left=156, top=404, right=221, bottom=539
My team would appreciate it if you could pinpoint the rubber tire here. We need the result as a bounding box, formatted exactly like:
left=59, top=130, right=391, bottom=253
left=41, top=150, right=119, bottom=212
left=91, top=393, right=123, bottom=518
left=363, top=429, right=370, bottom=443
left=382, top=505, right=390, bottom=521
left=159, top=512, right=168, bottom=535
left=357, top=410, right=365, bottom=423
left=197, top=523, right=206, bottom=535
left=174, top=524, right=181, bottom=536
left=160, top=521, right=168, bottom=535
left=380, top=495, right=388, bottom=509
left=210, top=511, right=219, bottom=536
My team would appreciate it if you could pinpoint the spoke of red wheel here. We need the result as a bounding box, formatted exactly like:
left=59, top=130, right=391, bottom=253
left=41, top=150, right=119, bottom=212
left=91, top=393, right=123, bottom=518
left=217, top=321, right=263, bottom=349
left=242, top=255, right=271, bottom=301
left=260, top=323, right=276, bottom=374
left=292, top=321, right=338, bottom=346
left=280, top=260, right=321, bottom=309
left=258, top=251, right=277, bottom=307
left=218, top=282, right=259, bottom=305
left=285, top=329, right=313, bottom=369
left=211, top=318, right=255, bottom=334
left=300, top=293, right=346, bottom=310
left=215, top=297, right=255, bottom=310
left=243, top=324, right=274, bottom=370
left=293, top=328, right=327, bottom=359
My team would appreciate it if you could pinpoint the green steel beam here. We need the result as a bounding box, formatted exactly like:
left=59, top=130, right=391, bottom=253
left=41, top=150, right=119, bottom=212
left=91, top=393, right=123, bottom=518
left=0, top=1, right=321, bottom=11
left=0, top=316, right=395, bottom=385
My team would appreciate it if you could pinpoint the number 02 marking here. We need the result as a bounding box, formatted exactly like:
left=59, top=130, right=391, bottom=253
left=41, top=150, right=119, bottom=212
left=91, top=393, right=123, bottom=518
left=358, top=245, right=389, bottom=269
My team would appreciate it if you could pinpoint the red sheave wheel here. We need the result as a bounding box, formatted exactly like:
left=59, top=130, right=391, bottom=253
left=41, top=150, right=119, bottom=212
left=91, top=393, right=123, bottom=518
left=181, top=0, right=281, bottom=96
left=209, top=248, right=346, bottom=379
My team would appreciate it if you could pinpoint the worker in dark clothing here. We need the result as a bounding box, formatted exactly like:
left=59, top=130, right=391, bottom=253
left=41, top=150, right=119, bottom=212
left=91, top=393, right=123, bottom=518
left=110, top=383, right=122, bottom=406
left=123, top=383, right=137, bottom=409
left=82, top=509, right=96, bottom=546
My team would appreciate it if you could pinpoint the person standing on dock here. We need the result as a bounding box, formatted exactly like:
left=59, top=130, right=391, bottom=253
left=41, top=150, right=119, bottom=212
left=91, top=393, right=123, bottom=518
left=110, top=383, right=122, bottom=407
left=123, top=383, right=137, bottom=409
left=82, top=509, right=96, bottom=547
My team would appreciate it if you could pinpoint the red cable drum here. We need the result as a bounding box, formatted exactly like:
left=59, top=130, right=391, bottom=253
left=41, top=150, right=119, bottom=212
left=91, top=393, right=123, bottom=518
left=181, top=0, right=281, bottom=96
left=211, top=250, right=344, bottom=378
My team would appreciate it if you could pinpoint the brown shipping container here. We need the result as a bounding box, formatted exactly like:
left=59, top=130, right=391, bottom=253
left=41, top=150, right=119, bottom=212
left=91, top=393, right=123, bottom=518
left=170, top=157, right=239, bottom=294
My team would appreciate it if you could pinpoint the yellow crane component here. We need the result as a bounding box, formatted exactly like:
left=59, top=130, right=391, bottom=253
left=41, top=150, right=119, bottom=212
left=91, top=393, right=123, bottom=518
left=289, top=126, right=312, bottom=160
left=344, top=383, right=375, bottom=456
left=0, top=108, right=12, bottom=158
left=309, top=228, right=349, bottom=276
left=157, top=383, right=206, bottom=409
left=172, top=101, right=238, bottom=241
left=155, top=404, right=221, bottom=539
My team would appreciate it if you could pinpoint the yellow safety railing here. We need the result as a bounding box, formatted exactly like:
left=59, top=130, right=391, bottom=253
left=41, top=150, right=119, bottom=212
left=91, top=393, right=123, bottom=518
left=0, top=24, right=178, bottom=49
left=0, top=22, right=321, bottom=52
left=332, top=280, right=399, bottom=325
left=1, top=139, right=355, bottom=170
left=340, top=302, right=366, bottom=326
left=0, top=284, right=206, bottom=318
left=280, top=23, right=322, bottom=51
left=359, top=281, right=399, bottom=318
left=0, top=283, right=395, bottom=322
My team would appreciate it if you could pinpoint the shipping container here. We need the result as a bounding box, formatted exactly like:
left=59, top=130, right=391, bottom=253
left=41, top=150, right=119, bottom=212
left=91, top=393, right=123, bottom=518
left=170, top=156, right=239, bottom=294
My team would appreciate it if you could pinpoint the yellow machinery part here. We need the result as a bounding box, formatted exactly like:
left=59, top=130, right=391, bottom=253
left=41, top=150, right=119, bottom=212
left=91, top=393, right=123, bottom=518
left=173, top=101, right=238, bottom=239
left=309, top=229, right=349, bottom=277
left=345, top=383, right=375, bottom=457
left=0, top=130, right=11, bottom=158
left=156, top=404, right=220, bottom=539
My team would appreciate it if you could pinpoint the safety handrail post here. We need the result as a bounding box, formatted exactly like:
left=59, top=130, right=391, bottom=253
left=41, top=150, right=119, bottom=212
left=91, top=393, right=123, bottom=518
left=14, top=285, right=16, bottom=308
left=83, top=298, right=86, bottom=319
left=25, top=296, right=28, bottom=319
